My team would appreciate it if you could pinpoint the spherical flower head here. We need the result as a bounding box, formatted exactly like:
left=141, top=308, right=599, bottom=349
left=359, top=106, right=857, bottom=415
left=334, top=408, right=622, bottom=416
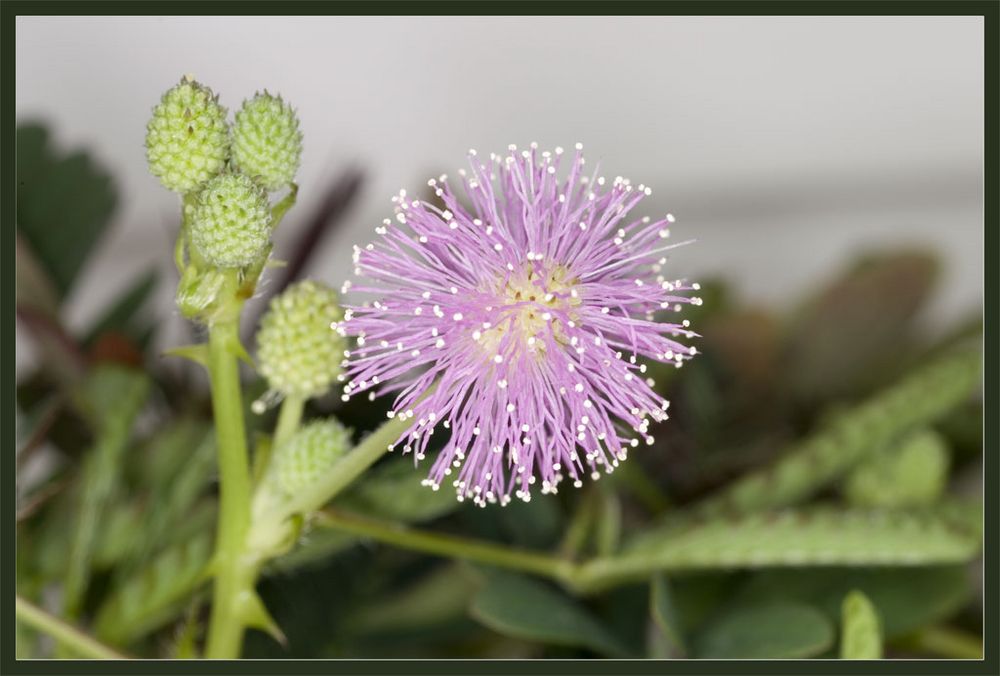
left=273, top=419, right=351, bottom=495
left=145, top=77, right=229, bottom=193
left=189, top=173, right=272, bottom=268
left=257, top=280, right=346, bottom=399
left=231, top=92, right=303, bottom=191
left=340, top=144, right=701, bottom=506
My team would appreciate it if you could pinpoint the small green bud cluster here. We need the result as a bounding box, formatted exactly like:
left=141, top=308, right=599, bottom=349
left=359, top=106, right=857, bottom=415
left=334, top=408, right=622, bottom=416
left=272, top=418, right=352, bottom=496
left=146, top=76, right=304, bottom=274
left=256, top=281, right=346, bottom=399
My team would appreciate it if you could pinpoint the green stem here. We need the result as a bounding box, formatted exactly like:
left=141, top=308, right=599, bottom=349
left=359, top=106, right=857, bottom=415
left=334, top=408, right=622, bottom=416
left=204, top=308, right=255, bottom=659
left=270, top=183, right=298, bottom=227
left=316, top=509, right=575, bottom=583
left=178, top=193, right=203, bottom=270
left=315, top=502, right=982, bottom=596
left=272, top=394, right=305, bottom=451
left=16, top=596, right=129, bottom=660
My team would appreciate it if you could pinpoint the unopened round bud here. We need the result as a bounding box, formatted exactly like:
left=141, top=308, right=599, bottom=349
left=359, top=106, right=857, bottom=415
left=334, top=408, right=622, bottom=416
left=231, top=92, right=303, bottom=191
left=275, top=419, right=351, bottom=495
left=145, top=77, right=229, bottom=193
left=189, top=173, right=272, bottom=268
left=257, top=281, right=345, bottom=399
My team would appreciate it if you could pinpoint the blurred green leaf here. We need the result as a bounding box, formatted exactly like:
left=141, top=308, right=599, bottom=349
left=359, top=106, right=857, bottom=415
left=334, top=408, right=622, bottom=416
left=335, top=455, right=459, bottom=523
left=95, top=532, right=212, bottom=646
left=496, top=492, right=564, bottom=549
left=92, top=501, right=144, bottom=569
left=470, top=571, right=632, bottom=657
left=170, top=606, right=202, bottom=659
left=694, top=602, right=834, bottom=658
left=649, top=574, right=686, bottom=658
left=613, top=505, right=980, bottom=584
left=820, top=567, right=972, bottom=639
left=843, top=429, right=950, bottom=508
left=733, top=564, right=971, bottom=639
left=16, top=123, right=117, bottom=298
left=685, top=344, right=980, bottom=518
left=593, top=487, right=622, bottom=557
left=352, top=563, right=478, bottom=634
left=840, top=590, right=882, bottom=659
left=63, top=365, right=150, bottom=617
left=83, top=270, right=158, bottom=347
left=265, top=528, right=357, bottom=575
left=126, top=424, right=216, bottom=573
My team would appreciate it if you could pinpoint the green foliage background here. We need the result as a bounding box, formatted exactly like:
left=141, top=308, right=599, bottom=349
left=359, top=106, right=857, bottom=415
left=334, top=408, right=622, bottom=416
left=14, top=123, right=984, bottom=660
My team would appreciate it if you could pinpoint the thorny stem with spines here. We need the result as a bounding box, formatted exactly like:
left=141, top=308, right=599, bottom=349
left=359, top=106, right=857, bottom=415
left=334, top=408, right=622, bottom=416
left=204, top=277, right=255, bottom=659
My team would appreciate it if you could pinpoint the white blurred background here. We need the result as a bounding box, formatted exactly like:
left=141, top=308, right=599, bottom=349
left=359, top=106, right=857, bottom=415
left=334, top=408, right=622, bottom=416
left=15, top=16, right=983, bottom=370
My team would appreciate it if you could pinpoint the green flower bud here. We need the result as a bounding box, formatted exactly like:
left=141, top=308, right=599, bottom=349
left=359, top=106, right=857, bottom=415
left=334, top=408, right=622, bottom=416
left=257, top=281, right=345, bottom=399
left=232, top=92, right=303, bottom=191
left=189, top=173, right=272, bottom=268
left=145, top=77, right=229, bottom=193
left=274, top=419, right=351, bottom=495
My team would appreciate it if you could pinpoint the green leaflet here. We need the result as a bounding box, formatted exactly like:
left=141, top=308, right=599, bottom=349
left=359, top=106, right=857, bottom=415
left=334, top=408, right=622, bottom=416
left=728, top=564, right=971, bottom=640
left=840, top=590, right=883, bottom=659
left=131, top=427, right=216, bottom=571
left=582, top=505, right=979, bottom=591
left=333, top=455, right=459, bottom=523
left=470, top=570, right=633, bottom=657
left=694, top=602, right=834, bottom=659
left=351, top=563, right=479, bottom=634
left=843, top=429, right=950, bottom=508
left=62, top=366, right=150, bottom=618
left=94, top=532, right=213, bottom=646
left=170, top=606, right=202, bottom=659
left=682, top=345, right=980, bottom=518
left=648, top=575, right=686, bottom=658
left=98, top=422, right=215, bottom=576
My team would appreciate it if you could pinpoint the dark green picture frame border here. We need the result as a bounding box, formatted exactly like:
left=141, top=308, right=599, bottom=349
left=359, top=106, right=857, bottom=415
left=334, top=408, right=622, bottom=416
left=3, top=2, right=996, bottom=675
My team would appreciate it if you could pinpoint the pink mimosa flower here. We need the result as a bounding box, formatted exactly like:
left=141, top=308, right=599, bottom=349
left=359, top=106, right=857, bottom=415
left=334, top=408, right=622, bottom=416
left=337, top=144, right=700, bottom=506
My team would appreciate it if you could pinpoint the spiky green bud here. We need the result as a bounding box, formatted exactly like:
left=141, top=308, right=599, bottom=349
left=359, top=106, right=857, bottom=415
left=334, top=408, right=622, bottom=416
left=145, top=77, right=229, bottom=193
left=189, top=173, right=272, bottom=268
left=257, top=281, right=345, bottom=399
left=274, top=419, right=351, bottom=495
left=232, top=92, right=303, bottom=191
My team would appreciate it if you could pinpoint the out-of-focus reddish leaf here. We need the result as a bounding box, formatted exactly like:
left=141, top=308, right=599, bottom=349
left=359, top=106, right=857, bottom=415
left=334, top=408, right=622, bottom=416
left=271, top=167, right=364, bottom=293
left=245, top=167, right=365, bottom=339
left=15, top=304, right=86, bottom=387
left=89, top=331, right=145, bottom=369
left=782, top=250, right=939, bottom=403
